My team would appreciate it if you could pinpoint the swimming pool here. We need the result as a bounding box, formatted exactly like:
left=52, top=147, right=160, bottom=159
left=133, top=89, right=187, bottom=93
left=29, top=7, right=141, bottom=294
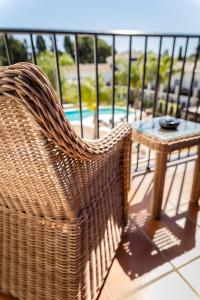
left=65, top=108, right=130, bottom=122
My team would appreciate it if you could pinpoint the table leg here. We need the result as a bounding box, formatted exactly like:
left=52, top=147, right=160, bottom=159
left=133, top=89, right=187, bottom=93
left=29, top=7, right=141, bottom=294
left=191, top=145, right=200, bottom=203
left=152, top=151, right=168, bottom=219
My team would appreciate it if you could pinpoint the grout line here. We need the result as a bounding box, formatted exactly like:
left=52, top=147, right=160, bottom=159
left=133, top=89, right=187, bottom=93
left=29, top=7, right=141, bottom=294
left=104, top=285, right=113, bottom=300
left=136, top=224, right=200, bottom=299
left=174, top=269, right=200, bottom=299
left=174, top=255, right=200, bottom=270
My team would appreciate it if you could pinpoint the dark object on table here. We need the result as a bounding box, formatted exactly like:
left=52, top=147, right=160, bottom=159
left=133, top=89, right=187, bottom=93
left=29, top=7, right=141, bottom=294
left=159, top=117, right=180, bottom=130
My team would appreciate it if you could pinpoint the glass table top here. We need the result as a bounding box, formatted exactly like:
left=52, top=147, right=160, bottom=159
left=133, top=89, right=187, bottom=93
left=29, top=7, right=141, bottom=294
left=132, top=117, right=200, bottom=142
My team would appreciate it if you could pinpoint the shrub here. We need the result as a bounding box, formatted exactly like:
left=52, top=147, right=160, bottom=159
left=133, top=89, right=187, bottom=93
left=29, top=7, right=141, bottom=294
left=143, top=98, right=153, bottom=108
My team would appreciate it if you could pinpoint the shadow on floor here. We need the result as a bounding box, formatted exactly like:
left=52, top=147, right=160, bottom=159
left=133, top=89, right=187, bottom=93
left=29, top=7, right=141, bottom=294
left=117, top=161, right=200, bottom=280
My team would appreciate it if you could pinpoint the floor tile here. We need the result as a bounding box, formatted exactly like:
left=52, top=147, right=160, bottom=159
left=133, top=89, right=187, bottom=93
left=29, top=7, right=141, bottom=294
left=165, top=161, right=195, bottom=211
left=129, top=172, right=154, bottom=216
left=105, top=224, right=172, bottom=300
left=179, top=257, right=200, bottom=296
left=163, top=163, right=192, bottom=210
left=125, top=271, right=199, bottom=300
left=139, top=214, right=200, bottom=268
left=98, top=285, right=113, bottom=300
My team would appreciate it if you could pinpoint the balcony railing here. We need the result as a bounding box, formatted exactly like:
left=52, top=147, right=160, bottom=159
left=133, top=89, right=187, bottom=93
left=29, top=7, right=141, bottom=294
left=1, top=28, right=200, bottom=172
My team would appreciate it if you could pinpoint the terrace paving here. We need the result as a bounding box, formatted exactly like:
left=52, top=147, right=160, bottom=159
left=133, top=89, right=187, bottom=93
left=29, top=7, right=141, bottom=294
left=0, top=159, right=200, bottom=300
left=99, top=159, right=200, bottom=300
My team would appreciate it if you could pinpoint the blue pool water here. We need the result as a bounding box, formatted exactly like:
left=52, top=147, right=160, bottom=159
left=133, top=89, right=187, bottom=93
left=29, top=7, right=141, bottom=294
left=65, top=108, right=129, bottom=122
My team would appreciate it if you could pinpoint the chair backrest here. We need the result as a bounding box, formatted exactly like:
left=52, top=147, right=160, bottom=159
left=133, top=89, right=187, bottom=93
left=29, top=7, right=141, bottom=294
left=0, top=63, right=131, bottom=220
left=0, top=63, right=100, bottom=219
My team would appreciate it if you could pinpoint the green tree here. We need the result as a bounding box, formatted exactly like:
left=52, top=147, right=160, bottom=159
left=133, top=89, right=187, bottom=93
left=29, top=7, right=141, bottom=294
left=159, top=54, right=172, bottom=85
left=77, top=37, right=112, bottom=64
left=0, top=35, right=28, bottom=66
left=59, top=52, right=74, bottom=66
left=36, top=50, right=73, bottom=91
left=163, top=49, right=169, bottom=56
left=78, top=37, right=93, bottom=63
left=97, top=39, right=112, bottom=63
left=143, top=52, right=172, bottom=86
left=178, top=46, right=183, bottom=61
left=64, top=36, right=75, bottom=59
left=145, top=52, right=157, bottom=83
left=62, top=80, right=77, bottom=104
left=115, top=52, right=176, bottom=110
left=36, top=35, right=47, bottom=53
left=80, top=76, right=111, bottom=138
left=115, top=56, right=142, bottom=109
left=37, top=50, right=57, bottom=88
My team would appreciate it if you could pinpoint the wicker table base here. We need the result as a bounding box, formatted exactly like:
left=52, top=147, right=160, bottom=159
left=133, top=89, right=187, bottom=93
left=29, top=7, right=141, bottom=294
left=152, top=151, right=168, bottom=219
left=191, top=145, right=200, bottom=203
left=151, top=148, right=200, bottom=219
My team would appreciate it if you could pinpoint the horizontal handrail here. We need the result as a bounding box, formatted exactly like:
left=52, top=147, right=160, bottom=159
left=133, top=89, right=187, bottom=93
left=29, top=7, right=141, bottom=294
left=0, top=28, right=199, bottom=38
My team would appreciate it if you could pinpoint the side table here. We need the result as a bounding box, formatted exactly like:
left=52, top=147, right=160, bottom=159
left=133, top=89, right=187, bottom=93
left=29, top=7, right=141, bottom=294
left=132, top=117, right=200, bottom=219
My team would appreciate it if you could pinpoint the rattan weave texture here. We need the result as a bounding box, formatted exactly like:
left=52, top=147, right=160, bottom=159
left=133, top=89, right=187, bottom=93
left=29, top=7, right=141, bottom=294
left=132, top=127, right=200, bottom=152
left=0, top=63, right=132, bottom=300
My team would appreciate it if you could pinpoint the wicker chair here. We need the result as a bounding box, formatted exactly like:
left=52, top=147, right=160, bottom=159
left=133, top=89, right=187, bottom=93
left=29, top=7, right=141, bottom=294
left=0, top=62, right=132, bottom=300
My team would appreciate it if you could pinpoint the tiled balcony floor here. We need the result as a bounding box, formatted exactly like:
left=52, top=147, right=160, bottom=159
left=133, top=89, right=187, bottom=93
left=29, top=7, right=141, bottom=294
left=99, top=159, right=200, bottom=300
left=0, top=159, right=200, bottom=300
